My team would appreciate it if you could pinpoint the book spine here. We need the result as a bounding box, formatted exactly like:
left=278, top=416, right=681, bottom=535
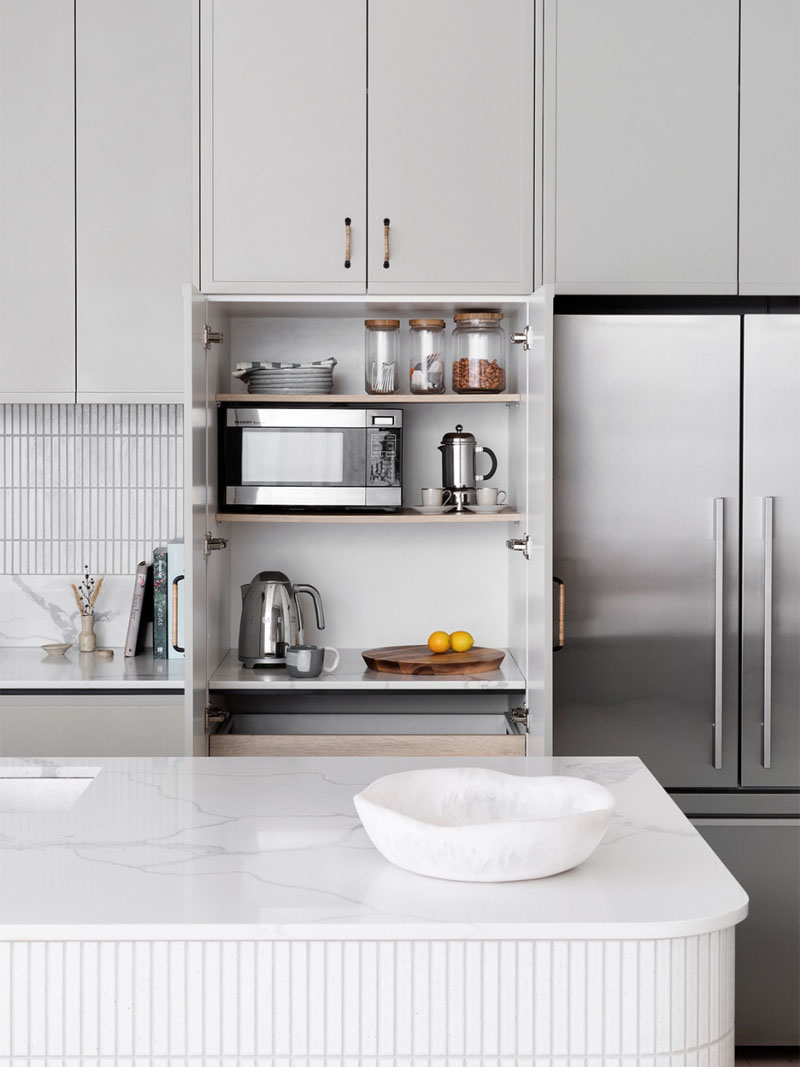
left=167, top=540, right=185, bottom=659
left=124, top=562, right=148, bottom=658
left=152, top=546, right=168, bottom=659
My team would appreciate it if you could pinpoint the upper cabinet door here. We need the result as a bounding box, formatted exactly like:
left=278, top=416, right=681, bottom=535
left=546, top=0, right=739, bottom=294
left=0, top=0, right=75, bottom=402
left=76, top=0, right=194, bottom=401
left=739, top=0, right=800, bottom=295
left=201, top=0, right=367, bottom=294
left=368, top=0, right=533, bottom=295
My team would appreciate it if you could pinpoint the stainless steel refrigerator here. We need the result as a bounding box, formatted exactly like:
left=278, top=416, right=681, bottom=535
left=552, top=313, right=800, bottom=1044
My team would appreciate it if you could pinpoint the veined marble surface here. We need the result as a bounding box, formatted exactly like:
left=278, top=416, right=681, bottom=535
left=0, top=574, right=137, bottom=648
left=211, top=647, right=526, bottom=690
left=0, top=755, right=747, bottom=941
left=0, top=646, right=184, bottom=689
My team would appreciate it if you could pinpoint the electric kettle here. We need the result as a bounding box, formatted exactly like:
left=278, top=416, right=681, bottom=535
left=238, top=571, right=325, bottom=668
left=438, top=424, right=498, bottom=511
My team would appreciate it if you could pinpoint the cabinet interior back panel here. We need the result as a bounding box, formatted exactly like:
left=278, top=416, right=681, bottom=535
left=0, top=404, right=183, bottom=575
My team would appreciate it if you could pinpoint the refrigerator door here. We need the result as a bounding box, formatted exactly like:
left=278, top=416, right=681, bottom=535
left=553, top=315, right=741, bottom=787
left=741, top=315, right=800, bottom=788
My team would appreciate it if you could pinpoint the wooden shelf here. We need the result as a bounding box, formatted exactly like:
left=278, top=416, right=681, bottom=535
left=216, top=392, right=520, bottom=405
left=216, top=507, right=522, bottom=525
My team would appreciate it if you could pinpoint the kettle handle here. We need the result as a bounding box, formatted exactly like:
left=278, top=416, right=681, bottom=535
left=294, top=584, right=325, bottom=631
left=475, top=445, right=498, bottom=483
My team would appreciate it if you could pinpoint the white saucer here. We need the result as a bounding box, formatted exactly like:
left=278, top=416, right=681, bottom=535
left=409, top=505, right=456, bottom=515
left=465, top=504, right=509, bottom=514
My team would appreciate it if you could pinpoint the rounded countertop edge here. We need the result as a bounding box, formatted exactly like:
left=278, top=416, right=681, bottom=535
left=0, top=904, right=749, bottom=943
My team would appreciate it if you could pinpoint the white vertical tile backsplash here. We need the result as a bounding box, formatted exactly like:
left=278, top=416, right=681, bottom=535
left=0, top=403, right=183, bottom=575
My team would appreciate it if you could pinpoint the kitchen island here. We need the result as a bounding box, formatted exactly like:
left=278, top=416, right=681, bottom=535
left=0, top=755, right=747, bottom=1064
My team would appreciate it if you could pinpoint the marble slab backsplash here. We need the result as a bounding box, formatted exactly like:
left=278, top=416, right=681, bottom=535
left=0, top=404, right=182, bottom=646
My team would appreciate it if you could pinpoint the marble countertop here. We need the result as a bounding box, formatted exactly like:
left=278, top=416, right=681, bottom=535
left=0, top=755, right=747, bottom=941
left=210, top=647, right=527, bottom=691
left=0, top=647, right=184, bottom=690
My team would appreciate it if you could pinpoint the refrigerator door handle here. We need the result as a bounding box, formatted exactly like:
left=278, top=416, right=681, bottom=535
left=763, top=496, right=774, bottom=769
left=713, top=497, right=724, bottom=769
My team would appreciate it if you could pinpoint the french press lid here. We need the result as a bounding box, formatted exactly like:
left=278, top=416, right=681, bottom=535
left=440, top=424, right=475, bottom=443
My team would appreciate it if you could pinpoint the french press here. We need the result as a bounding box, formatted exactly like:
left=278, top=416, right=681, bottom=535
left=438, top=424, right=498, bottom=511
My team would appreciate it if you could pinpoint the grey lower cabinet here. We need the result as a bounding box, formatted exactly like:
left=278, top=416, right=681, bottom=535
left=0, top=695, right=185, bottom=757
left=201, top=0, right=533, bottom=294
left=544, top=0, right=740, bottom=294
left=693, top=818, right=800, bottom=1045
left=739, top=0, right=800, bottom=295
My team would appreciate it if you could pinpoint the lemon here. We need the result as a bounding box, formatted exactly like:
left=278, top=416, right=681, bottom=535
left=427, top=630, right=451, bottom=654
left=450, top=630, right=474, bottom=653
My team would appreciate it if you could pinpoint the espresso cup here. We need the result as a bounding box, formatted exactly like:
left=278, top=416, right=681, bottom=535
left=421, top=487, right=453, bottom=507
left=475, top=487, right=507, bottom=506
left=285, top=644, right=340, bottom=678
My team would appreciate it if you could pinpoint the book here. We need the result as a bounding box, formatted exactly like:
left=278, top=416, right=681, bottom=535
left=152, top=545, right=168, bottom=659
left=124, top=562, right=152, bottom=658
left=167, top=539, right=185, bottom=659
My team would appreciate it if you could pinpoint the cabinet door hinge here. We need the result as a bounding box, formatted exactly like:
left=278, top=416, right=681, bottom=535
left=205, top=704, right=229, bottom=732
left=203, top=324, right=224, bottom=349
left=203, top=533, right=228, bottom=558
left=510, top=324, right=531, bottom=351
left=509, top=704, right=529, bottom=729
left=506, top=533, right=531, bottom=560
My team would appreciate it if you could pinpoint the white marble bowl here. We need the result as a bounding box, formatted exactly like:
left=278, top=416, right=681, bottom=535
left=354, top=767, right=615, bottom=882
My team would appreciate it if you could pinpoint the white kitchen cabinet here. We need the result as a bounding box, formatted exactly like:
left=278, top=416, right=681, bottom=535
left=0, top=0, right=75, bottom=403
left=200, top=0, right=533, bottom=296
left=0, top=695, right=185, bottom=757
left=367, top=0, right=533, bottom=294
left=76, top=0, right=194, bottom=401
left=183, top=290, right=553, bottom=756
left=200, top=0, right=367, bottom=294
left=739, top=0, right=800, bottom=295
left=544, top=0, right=739, bottom=294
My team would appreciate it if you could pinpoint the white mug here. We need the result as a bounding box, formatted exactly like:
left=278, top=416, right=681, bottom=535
left=421, top=487, right=453, bottom=506
left=475, top=487, right=507, bottom=506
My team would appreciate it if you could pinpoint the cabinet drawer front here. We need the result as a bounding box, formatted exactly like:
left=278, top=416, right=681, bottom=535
left=210, top=733, right=525, bottom=757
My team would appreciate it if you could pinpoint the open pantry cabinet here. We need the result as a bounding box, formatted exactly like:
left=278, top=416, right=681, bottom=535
left=183, top=287, right=553, bottom=756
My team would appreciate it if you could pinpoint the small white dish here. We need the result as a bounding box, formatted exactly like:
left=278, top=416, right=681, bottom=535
left=41, top=642, right=72, bottom=656
left=465, top=504, right=509, bottom=514
left=354, top=767, right=615, bottom=882
left=409, top=505, right=456, bottom=515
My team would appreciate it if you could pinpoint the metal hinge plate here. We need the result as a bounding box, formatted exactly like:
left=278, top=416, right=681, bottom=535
left=506, top=533, right=531, bottom=560
left=510, top=704, right=529, bottom=728
left=203, top=533, right=228, bottom=558
left=205, top=704, right=228, bottom=732
left=203, top=324, right=224, bottom=349
left=510, top=324, right=531, bottom=351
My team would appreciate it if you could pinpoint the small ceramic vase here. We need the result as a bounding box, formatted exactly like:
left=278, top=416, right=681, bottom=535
left=79, top=613, right=96, bottom=652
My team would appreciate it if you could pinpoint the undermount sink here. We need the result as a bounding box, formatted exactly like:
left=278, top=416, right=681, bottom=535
left=0, top=767, right=100, bottom=813
left=354, top=767, right=615, bottom=882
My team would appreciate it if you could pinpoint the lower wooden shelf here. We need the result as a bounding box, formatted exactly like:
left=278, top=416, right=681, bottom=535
left=209, top=733, right=525, bottom=757
left=216, top=507, right=521, bottom=525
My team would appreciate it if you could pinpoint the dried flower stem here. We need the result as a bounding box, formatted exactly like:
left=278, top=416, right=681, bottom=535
left=89, top=576, right=104, bottom=609
left=70, top=583, right=84, bottom=615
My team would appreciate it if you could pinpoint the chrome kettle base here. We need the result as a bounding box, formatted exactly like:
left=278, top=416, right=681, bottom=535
left=241, top=656, right=287, bottom=669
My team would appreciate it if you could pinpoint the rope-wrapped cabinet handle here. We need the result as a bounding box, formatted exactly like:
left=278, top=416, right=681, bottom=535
left=383, top=218, right=390, bottom=268
left=344, top=217, right=351, bottom=269
left=553, top=576, right=565, bottom=652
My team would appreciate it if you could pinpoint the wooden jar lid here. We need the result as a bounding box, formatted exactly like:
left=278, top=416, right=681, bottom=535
left=454, top=309, right=504, bottom=322
left=364, top=319, right=400, bottom=329
left=409, top=318, right=446, bottom=329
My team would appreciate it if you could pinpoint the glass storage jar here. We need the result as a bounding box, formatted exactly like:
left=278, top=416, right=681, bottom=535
left=364, top=319, right=400, bottom=394
left=451, top=310, right=506, bottom=393
left=408, top=319, right=446, bottom=394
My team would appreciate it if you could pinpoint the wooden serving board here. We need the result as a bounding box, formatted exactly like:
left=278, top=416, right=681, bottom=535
left=361, top=644, right=505, bottom=676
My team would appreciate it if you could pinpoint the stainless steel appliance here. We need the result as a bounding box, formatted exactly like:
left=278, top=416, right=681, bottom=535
left=220, top=406, right=402, bottom=510
left=238, top=571, right=325, bottom=668
left=552, top=312, right=800, bottom=1043
left=438, top=423, right=498, bottom=511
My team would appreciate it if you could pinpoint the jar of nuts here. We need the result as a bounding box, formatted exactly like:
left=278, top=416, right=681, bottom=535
left=451, top=310, right=506, bottom=393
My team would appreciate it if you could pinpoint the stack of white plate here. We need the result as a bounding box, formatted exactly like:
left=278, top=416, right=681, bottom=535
left=235, top=359, right=336, bottom=395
